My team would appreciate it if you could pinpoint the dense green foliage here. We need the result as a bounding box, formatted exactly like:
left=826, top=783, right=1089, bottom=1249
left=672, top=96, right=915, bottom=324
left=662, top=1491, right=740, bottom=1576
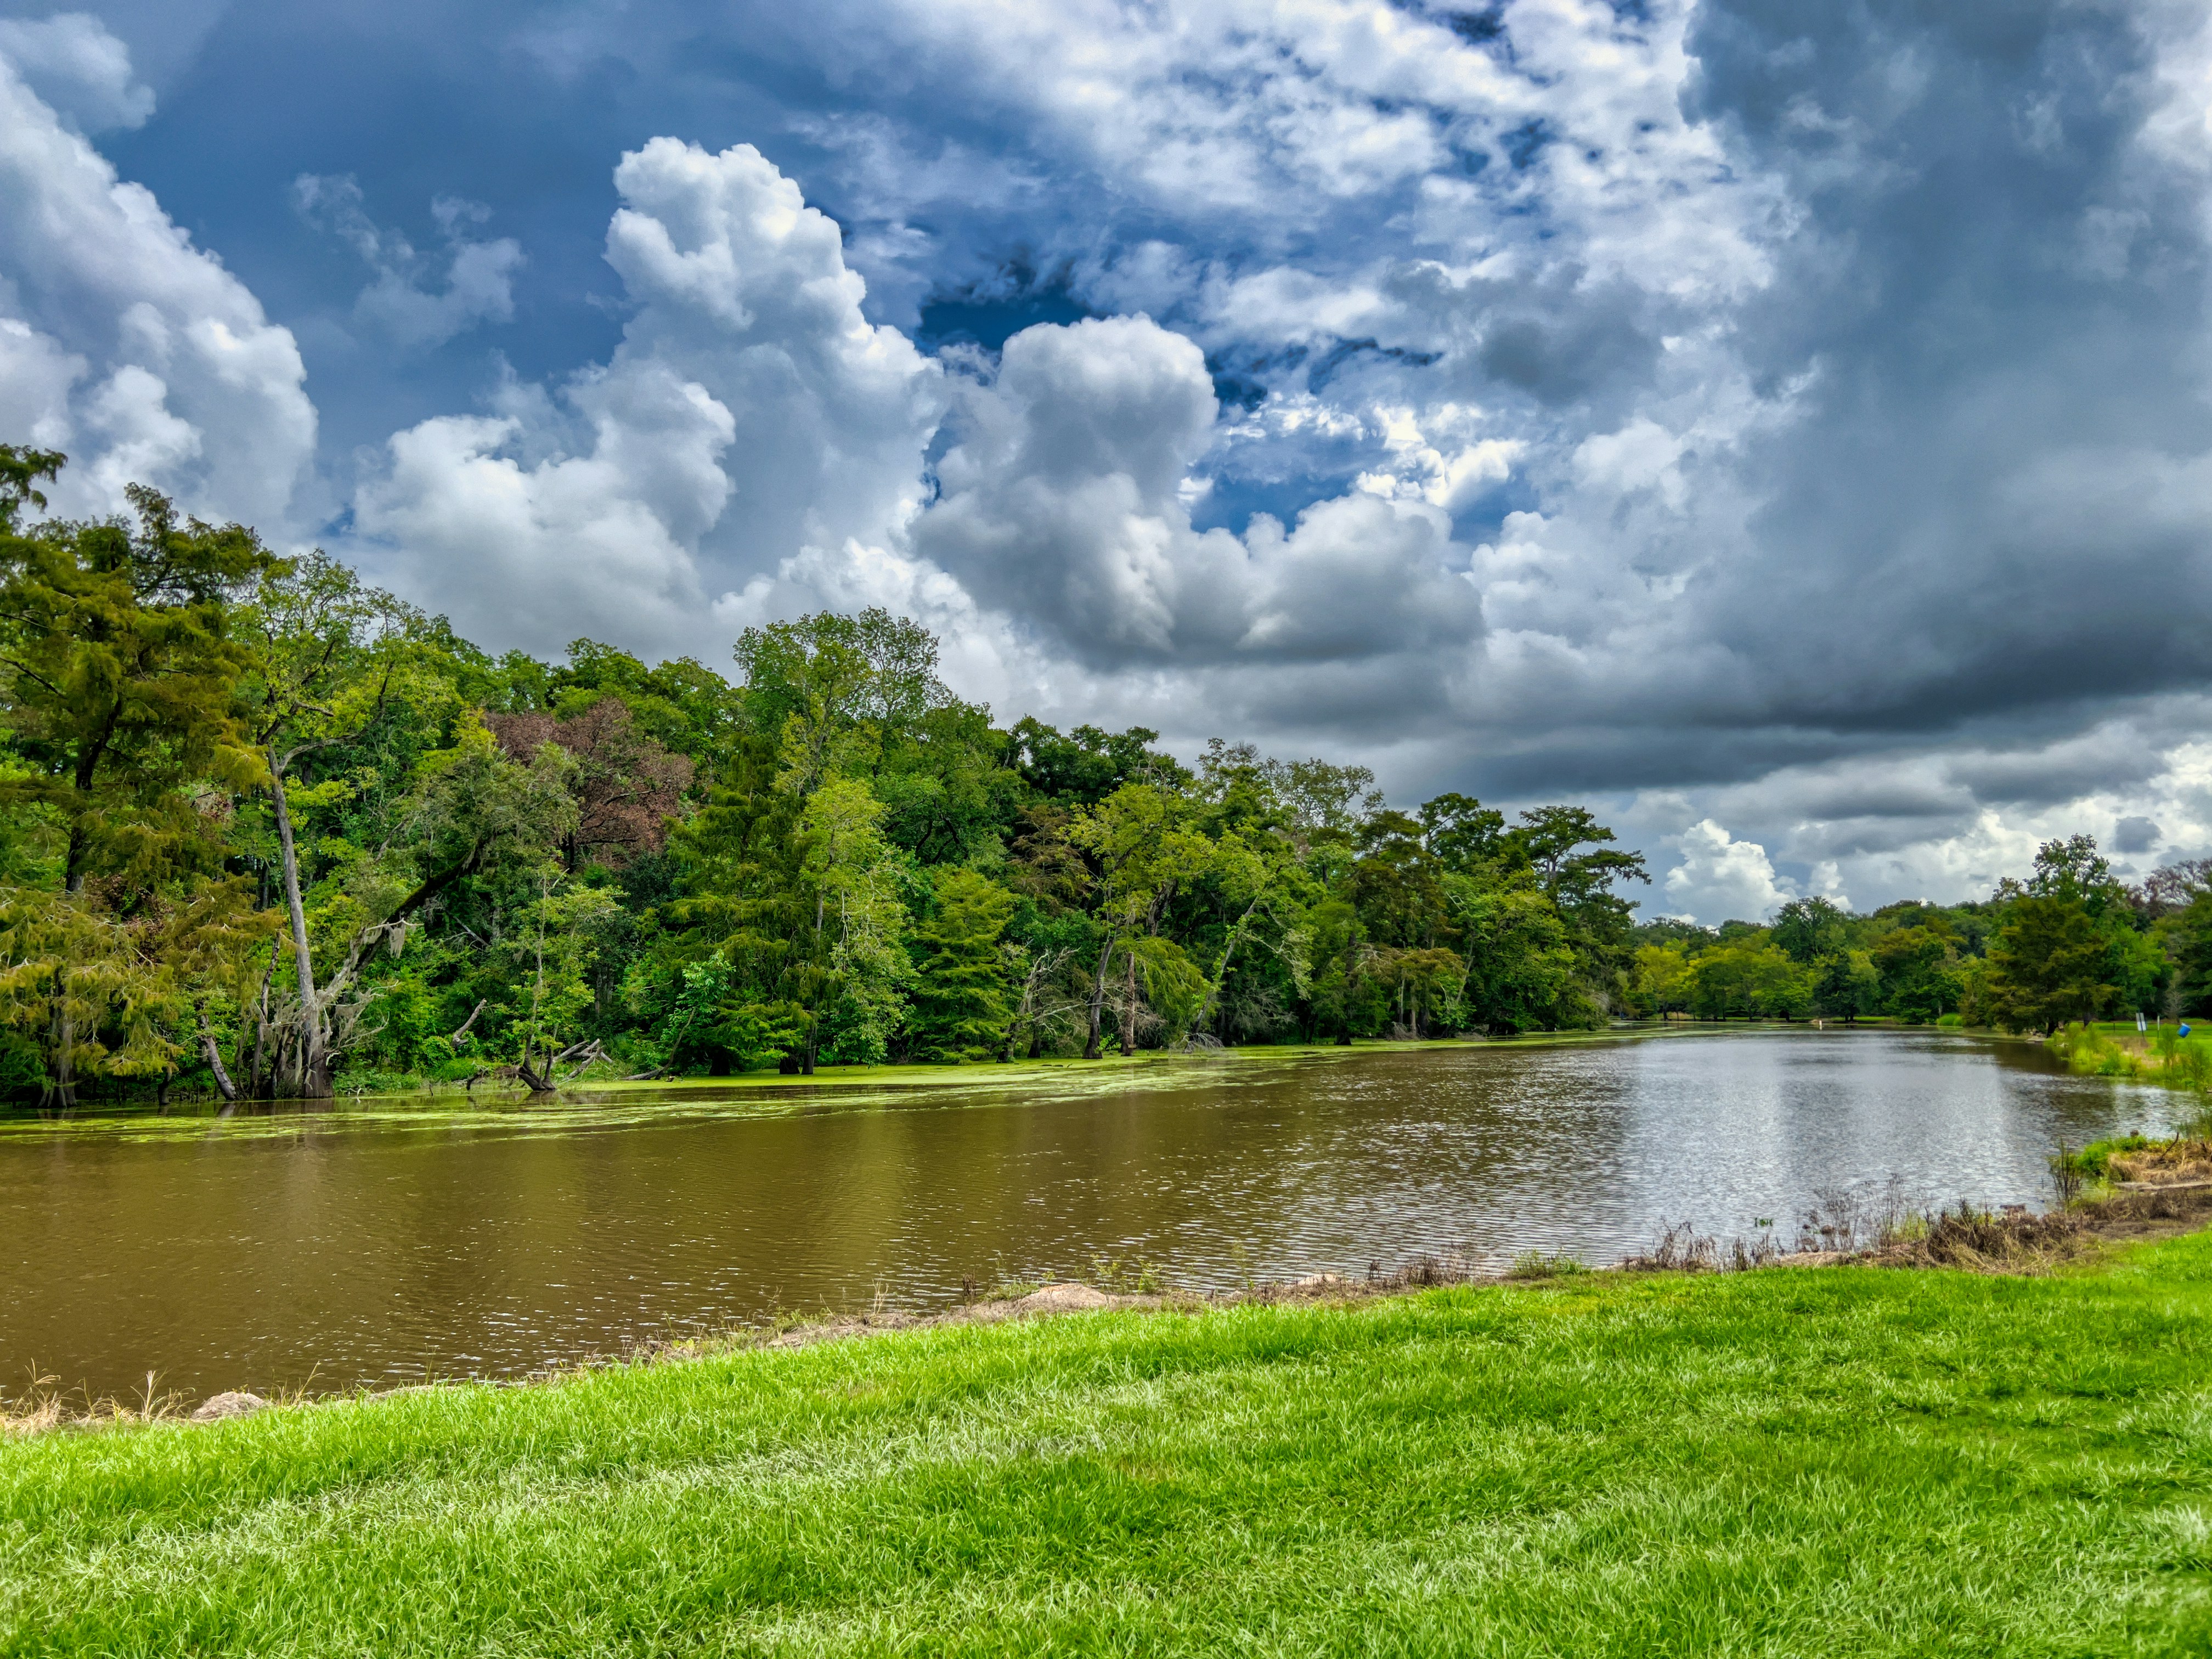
left=1628, top=832, right=2206, bottom=1033
left=0, top=450, right=1655, bottom=1103
left=12, top=1234, right=2212, bottom=1653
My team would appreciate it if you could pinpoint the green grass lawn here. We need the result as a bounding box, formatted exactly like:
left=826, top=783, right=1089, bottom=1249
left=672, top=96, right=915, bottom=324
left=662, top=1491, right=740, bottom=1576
left=2085, top=1020, right=2212, bottom=1051
left=2051, top=1022, right=2212, bottom=1093
left=12, top=1238, right=2212, bottom=1656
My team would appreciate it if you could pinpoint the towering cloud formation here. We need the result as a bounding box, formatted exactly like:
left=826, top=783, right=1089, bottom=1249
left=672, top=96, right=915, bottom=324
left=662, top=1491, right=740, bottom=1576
left=918, top=317, right=1481, bottom=673
left=353, top=139, right=945, bottom=656
left=347, top=143, right=1487, bottom=732
left=0, top=21, right=312, bottom=529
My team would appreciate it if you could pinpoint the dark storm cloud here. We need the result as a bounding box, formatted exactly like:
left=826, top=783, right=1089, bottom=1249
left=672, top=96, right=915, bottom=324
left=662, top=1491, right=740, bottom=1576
left=1471, top=282, right=1662, bottom=409
left=2114, top=815, right=2163, bottom=854
left=1942, top=738, right=2168, bottom=809
left=1679, top=0, right=2212, bottom=736
left=1421, top=0, right=2212, bottom=908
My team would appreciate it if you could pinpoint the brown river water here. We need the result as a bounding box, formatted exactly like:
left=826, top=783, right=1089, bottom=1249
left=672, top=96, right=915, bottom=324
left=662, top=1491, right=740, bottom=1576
left=0, top=1028, right=2183, bottom=1406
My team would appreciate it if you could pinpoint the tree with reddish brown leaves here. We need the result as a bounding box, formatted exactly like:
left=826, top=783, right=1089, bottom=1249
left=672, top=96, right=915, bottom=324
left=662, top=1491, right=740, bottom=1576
left=487, top=697, right=692, bottom=872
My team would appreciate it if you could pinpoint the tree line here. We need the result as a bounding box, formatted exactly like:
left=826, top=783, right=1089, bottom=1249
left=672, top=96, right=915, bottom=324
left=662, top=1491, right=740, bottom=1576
left=1627, top=834, right=2212, bottom=1032
left=0, top=448, right=1659, bottom=1105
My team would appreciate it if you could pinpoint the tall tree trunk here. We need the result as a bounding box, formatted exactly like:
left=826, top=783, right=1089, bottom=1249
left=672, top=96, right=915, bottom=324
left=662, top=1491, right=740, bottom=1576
left=1083, top=938, right=1114, bottom=1060
left=1120, top=945, right=1138, bottom=1057
left=47, top=994, right=74, bottom=1110
left=1194, top=898, right=1262, bottom=1042
left=269, top=759, right=330, bottom=1098
left=196, top=1002, right=238, bottom=1102
left=248, top=988, right=269, bottom=1099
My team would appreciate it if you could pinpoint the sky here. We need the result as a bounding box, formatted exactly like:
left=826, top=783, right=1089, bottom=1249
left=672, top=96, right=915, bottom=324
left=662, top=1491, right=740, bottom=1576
left=1, top=0, right=2210, bottom=923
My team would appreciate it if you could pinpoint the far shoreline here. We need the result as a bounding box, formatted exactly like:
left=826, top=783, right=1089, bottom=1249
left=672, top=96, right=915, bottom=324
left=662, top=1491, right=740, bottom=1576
left=0, top=1019, right=2030, bottom=1126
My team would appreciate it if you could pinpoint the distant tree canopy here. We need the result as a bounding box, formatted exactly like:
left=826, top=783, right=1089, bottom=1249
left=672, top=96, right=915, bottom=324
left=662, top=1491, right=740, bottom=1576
left=1623, top=831, right=2190, bottom=1035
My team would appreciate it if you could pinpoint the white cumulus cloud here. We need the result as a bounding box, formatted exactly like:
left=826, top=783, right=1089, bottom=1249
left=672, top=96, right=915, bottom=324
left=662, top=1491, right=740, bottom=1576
left=351, top=139, right=943, bottom=657
left=0, top=13, right=153, bottom=133
left=1663, top=819, right=1793, bottom=923
left=0, top=31, right=314, bottom=529
left=917, top=314, right=1483, bottom=670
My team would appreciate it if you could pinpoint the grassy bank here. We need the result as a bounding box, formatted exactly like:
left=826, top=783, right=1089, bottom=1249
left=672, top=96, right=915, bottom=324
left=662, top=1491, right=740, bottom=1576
left=2048, top=1021, right=2212, bottom=1097
left=0, top=1030, right=1682, bottom=1137
left=12, top=1238, right=2212, bottom=1654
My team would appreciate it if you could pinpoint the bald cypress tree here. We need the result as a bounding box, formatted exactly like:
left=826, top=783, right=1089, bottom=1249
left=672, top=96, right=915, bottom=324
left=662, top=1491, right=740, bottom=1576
left=0, top=454, right=280, bottom=1104
left=906, top=867, right=1014, bottom=1062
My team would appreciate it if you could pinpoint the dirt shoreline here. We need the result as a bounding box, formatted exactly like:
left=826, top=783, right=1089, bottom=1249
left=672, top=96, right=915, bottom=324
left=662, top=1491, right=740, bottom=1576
left=14, top=1183, right=2210, bottom=1436
left=731, top=1180, right=2212, bottom=1358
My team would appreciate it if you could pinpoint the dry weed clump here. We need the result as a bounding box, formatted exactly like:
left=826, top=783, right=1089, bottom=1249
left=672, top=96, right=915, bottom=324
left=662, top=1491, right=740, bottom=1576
left=1366, top=1252, right=1486, bottom=1290
left=0, top=1392, right=63, bottom=1437
left=2083, top=1181, right=2212, bottom=1229
left=2, top=1369, right=189, bottom=1437
left=1623, top=1222, right=1722, bottom=1272
left=1617, top=1177, right=2128, bottom=1277
left=2108, top=1139, right=2212, bottom=1187
left=1871, top=1203, right=2092, bottom=1270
